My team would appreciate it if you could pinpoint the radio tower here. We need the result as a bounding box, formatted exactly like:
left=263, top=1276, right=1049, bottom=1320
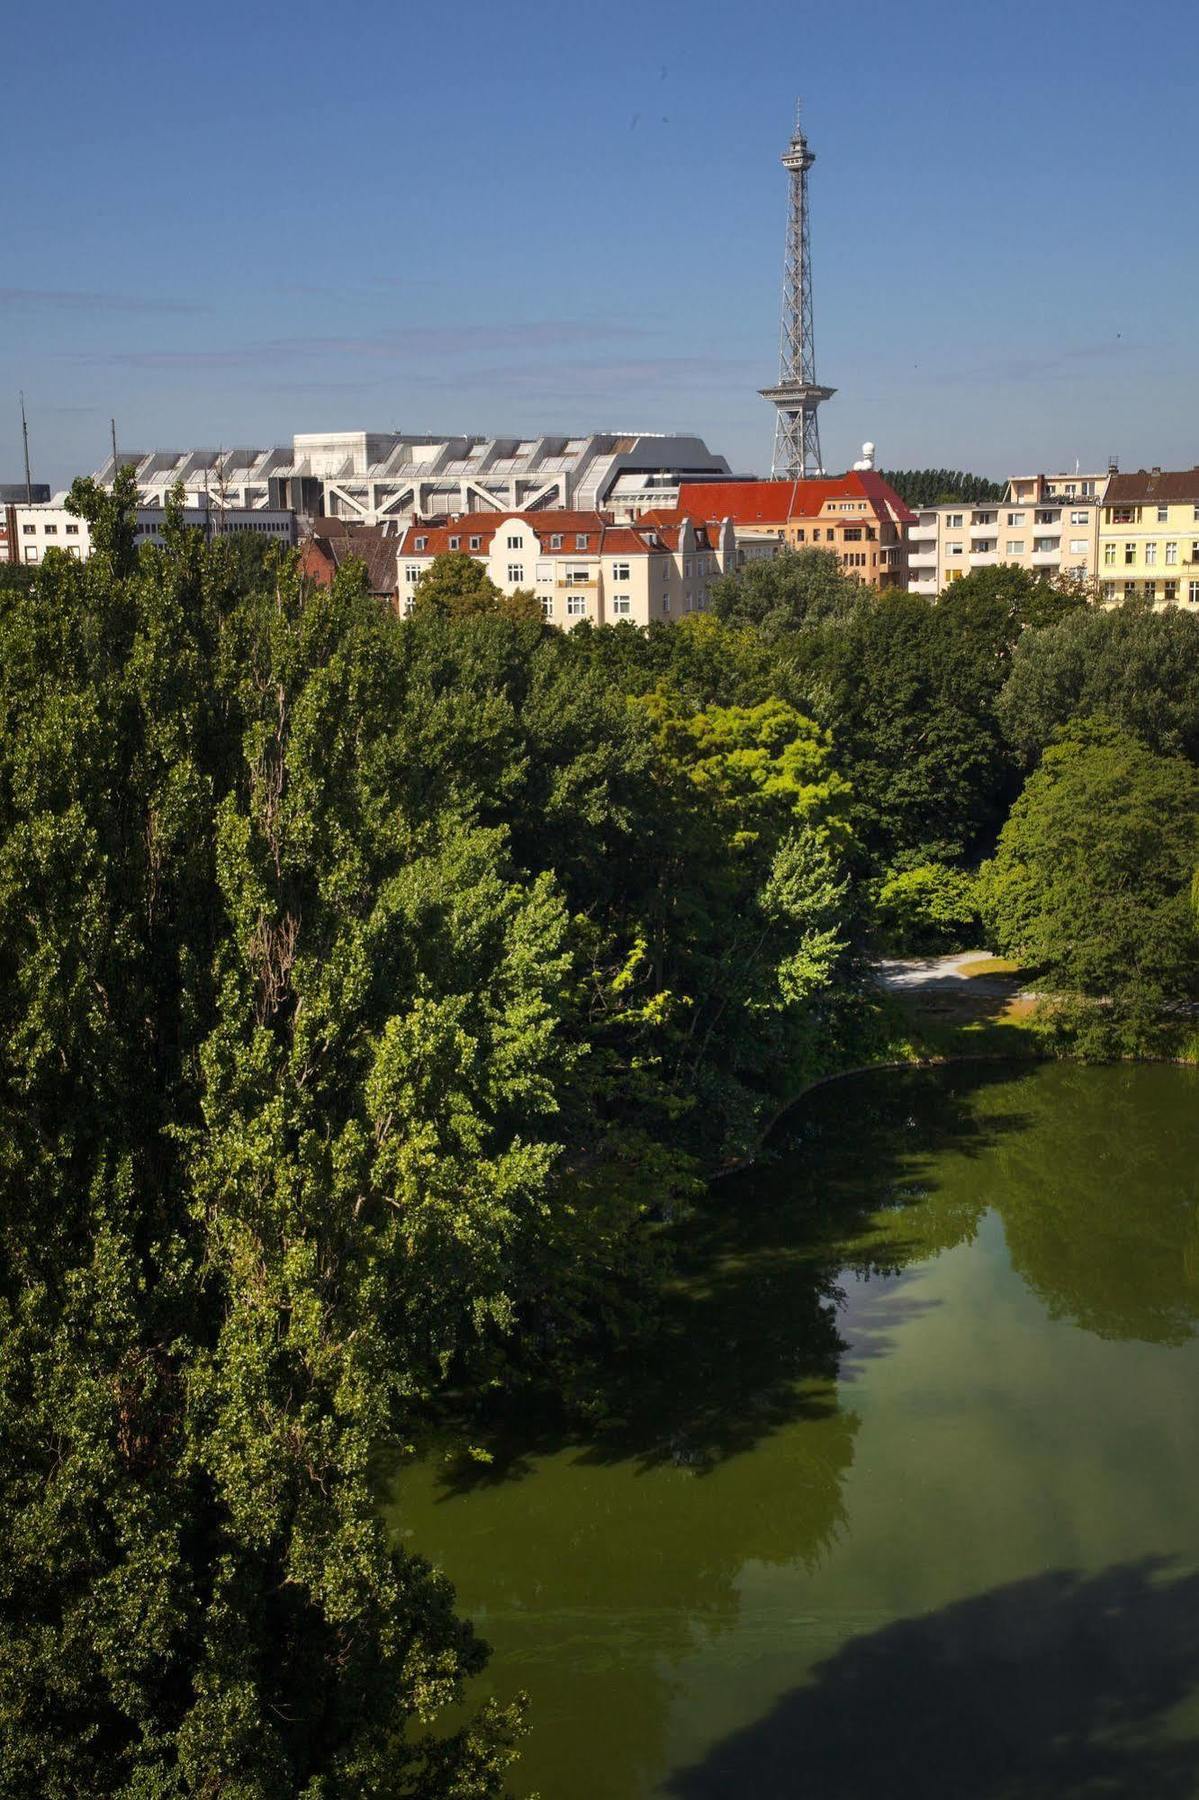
left=760, top=103, right=835, bottom=478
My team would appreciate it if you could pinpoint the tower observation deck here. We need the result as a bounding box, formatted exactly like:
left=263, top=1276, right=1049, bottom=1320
left=760, top=105, right=835, bottom=478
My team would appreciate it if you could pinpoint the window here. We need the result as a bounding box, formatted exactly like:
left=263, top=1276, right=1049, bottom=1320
left=535, top=560, right=553, bottom=583
left=1007, top=513, right=1025, bottom=526
left=43, top=524, right=56, bottom=535
left=566, top=593, right=586, bottom=617
left=541, top=597, right=554, bottom=619
left=1111, top=507, right=1136, bottom=524
left=973, top=511, right=997, bottom=524
left=1034, top=538, right=1058, bottom=553
left=1070, top=510, right=1089, bottom=526
left=947, top=543, right=963, bottom=557
left=1166, top=542, right=1178, bottom=565
left=507, top=564, right=524, bottom=584
left=65, top=523, right=78, bottom=535
left=611, top=594, right=631, bottom=616
left=661, top=593, right=670, bottom=611
left=550, top=534, right=563, bottom=549
left=24, top=546, right=38, bottom=562
left=575, top=534, right=589, bottom=549
left=947, top=514, right=963, bottom=528
left=1190, top=581, right=1199, bottom=604
left=1103, top=542, right=1117, bottom=565
left=793, top=528, right=805, bottom=543
left=1069, top=539, right=1088, bottom=555
left=1145, top=542, right=1157, bottom=565
left=844, top=527, right=862, bottom=541
left=1144, top=582, right=1157, bottom=600
left=611, top=561, right=630, bottom=581
left=975, top=539, right=997, bottom=552
left=1124, top=543, right=1136, bottom=565
left=469, top=535, right=482, bottom=551
left=1035, top=510, right=1060, bottom=524
left=1124, top=582, right=1138, bottom=598
left=1101, top=581, right=1117, bottom=601
left=404, top=565, right=421, bottom=582
left=1193, top=506, right=1199, bottom=522
left=401, top=598, right=414, bottom=618
left=1157, top=505, right=1169, bottom=522
left=563, top=565, right=589, bottom=585
left=449, top=536, right=460, bottom=550
left=1006, top=540, right=1025, bottom=555
left=414, top=536, right=427, bottom=550
left=1192, top=543, right=1199, bottom=563
left=506, top=534, right=522, bottom=550
left=22, top=524, right=33, bottom=535
left=1164, top=581, right=1178, bottom=602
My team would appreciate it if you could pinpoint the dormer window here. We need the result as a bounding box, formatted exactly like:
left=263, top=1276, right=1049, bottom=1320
left=469, top=535, right=482, bottom=550
left=575, top=534, right=588, bottom=549
left=550, top=534, right=563, bottom=549
left=449, top=536, right=460, bottom=549
left=414, top=536, right=427, bottom=550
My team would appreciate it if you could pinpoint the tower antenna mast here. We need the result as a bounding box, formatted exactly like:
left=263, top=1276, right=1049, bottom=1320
left=759, top=101, right=835, bottom=478
left=19, top=392, right=32, bottom=504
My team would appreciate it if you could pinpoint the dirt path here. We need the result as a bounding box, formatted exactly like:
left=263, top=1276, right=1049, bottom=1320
left=873, top=951, right=1030, bottom=1003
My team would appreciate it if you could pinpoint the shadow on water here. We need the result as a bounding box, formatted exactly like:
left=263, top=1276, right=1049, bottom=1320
left=432, top=1063, right=1032, bottom=1496
left=664, top=1557, right=1199, bottom=1799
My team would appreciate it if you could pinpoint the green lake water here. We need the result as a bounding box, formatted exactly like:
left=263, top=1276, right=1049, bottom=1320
left=385, top=1062, right=1199, bottom=1797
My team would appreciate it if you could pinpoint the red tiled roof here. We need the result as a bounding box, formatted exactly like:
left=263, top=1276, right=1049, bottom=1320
left=673, top=473, right=917, bottom=528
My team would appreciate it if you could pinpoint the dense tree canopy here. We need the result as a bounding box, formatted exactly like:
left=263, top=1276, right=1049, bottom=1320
left=979, top=728, right=1199, bottom=1055
left=999, top=601, right=1199, bottom=767
left=876, top=469, right=1004, bottom=508
left=0, top=482, right=862, bottom=1791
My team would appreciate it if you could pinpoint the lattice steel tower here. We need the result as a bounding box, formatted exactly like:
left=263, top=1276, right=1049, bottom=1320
left=760, top=104, right=835, bottom=478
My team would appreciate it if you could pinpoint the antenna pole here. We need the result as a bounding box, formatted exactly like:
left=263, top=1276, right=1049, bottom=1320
left=20, top=393, right=31, bottom=504
left=111, top=417, right=118, bottom=475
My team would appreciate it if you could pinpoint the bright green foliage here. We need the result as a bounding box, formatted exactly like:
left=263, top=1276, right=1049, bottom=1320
left=876, top=863, right=980, bottom=953
left=709, top=548, right=861, bottom=635
left=412, top=551, right=540, bottom=622
left=999, top=600, right=1199, bottom=767
left=979, top=728, right=1199, bottom=1056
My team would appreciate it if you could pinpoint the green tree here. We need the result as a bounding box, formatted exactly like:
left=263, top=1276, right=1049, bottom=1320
left=0, top=480, right=532, bottom=1795
left=999, top=600, right=1199, bottom=767
left=709, top=548, right=862, bottom=636
left=413, top=550, right=541, bottom=622
left=979, top=728, right=1199, bottom=1055
left=876, top=862, right=979, bottom=953
left=877, top=469, right=1004, bottom=508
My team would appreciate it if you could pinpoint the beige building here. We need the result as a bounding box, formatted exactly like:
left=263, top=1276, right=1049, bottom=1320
left=908, top=471, right=1110, bottom=596
left=1097, top=468, right=1199, bottom=608
left=394, top=510, right=735, bottom=627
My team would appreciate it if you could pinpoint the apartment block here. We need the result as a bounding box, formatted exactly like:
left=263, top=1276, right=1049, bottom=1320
left=394, top=510, right=735, bottom=627
left=1097, top=468, right=1199, bottom=608
left=660, top=472, right=914, bottom=588
left=9, top=498, right=296, bottom=565
left=908, top=472, right=1109, bottom=595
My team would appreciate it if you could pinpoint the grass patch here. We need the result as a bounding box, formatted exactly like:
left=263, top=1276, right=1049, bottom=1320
left=960, top=956, right=1023, bottom=979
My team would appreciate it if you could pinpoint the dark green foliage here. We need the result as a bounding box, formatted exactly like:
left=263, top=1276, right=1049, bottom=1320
left=999, top=601, right=1199, bottom=767
left=979, top=728, right=1199, bottom=1056
left=878, top=469, right=1005, bottom=508
left=0, top=478, right=857, bottom=1789
left=708, top=548, right=862, bottom=635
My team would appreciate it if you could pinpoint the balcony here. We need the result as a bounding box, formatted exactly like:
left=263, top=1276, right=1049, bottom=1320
left=908, top=548, right=938, bottom=569
left=1031, top=550, right=1062, bottom=566
left=968, top=551, right=999, bottom=568
left=969, top=521, right=1000, bottom=538
left=909, top=523, right=938, bottom=543
left=908, top=574, right=938, bottom=595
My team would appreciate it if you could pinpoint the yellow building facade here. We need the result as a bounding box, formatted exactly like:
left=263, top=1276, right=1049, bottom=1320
left=1097, top=469, right=1199, bottom=607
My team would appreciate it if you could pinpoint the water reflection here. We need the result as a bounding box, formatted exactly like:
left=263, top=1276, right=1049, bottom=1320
left=667, top=1558, right=1199, bottom=1799
left=384, top=1062, right=1199, bottom=1799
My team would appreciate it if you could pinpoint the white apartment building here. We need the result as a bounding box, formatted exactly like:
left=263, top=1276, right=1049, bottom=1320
left=8, top=498, right=295, bottom=564
left=908, top=471, right=1110, bottom=596
left=90, top=431, right=732, bottom=528
left=394, top=511, right=735, bottom=627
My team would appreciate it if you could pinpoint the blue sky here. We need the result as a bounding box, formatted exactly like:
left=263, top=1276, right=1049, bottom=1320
left=4, top=0, right=1196, bottom=489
